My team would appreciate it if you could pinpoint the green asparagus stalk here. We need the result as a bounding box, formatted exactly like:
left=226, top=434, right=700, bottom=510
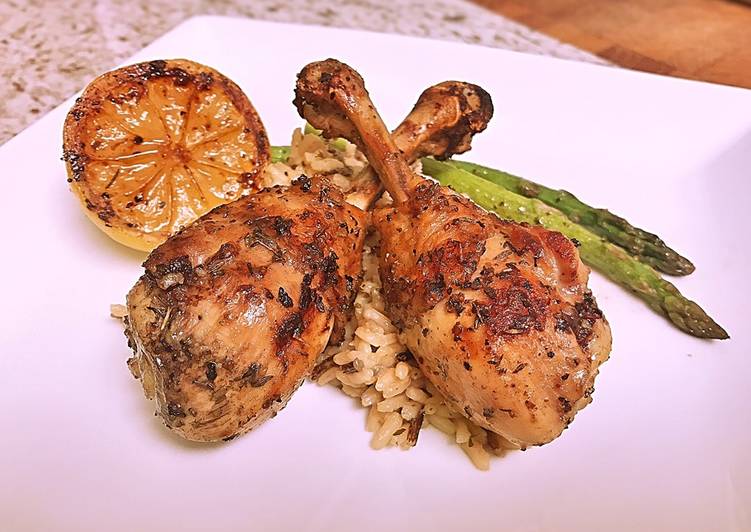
left=270, top=146, right=290, bottom=162
left=446, top=160, right=695, bottom=276
left=420, top=158, right=728, bottom=340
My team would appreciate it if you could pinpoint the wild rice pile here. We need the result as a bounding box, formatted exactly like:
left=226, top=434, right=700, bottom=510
left=268, top=129, right=517, bottom=470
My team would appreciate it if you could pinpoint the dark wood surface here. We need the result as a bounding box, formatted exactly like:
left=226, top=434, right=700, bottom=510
left=473, top=0, right=751, bottom=88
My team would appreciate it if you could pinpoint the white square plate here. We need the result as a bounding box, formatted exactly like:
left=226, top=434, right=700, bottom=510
left=1, top=16, right=749, bottom=531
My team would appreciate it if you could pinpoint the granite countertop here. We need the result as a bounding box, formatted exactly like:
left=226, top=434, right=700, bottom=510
left=0, top=0, right=607, bottom=145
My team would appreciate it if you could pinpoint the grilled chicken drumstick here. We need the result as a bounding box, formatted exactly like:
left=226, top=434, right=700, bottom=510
left=126, top=80, right=491, bottom=442
left=126, top=177, right=367, bottom=442
left=295, top=59, right=613, bottom=447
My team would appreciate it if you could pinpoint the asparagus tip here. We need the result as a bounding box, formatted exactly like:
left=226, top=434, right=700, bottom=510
left=666, top=296, right=729, bottom=340
left=642, top=249, right=695, bottom=277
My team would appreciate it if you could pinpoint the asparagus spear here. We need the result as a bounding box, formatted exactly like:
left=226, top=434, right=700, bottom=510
left=285, top=127, right=694, bottom=274
left=446, top=160, right=695, bottom=276
left=420, top=157, right=728, bottom=340
left=270, top=146, right=290, bottom=162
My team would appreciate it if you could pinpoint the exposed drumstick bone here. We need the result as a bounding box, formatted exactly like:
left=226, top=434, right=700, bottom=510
left=294, top=59, right=493, bottom=207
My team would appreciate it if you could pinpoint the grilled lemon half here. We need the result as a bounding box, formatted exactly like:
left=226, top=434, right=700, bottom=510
left=63, top=59, right=269, bottom=251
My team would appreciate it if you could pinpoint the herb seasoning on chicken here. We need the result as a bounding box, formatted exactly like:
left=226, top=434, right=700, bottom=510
left=125, top=177, right=367, bottom=442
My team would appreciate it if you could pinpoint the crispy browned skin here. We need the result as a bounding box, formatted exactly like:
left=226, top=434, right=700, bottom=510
left=296, top=59, right=612, bottom=447
left=126, top=177, right=366, bottom=441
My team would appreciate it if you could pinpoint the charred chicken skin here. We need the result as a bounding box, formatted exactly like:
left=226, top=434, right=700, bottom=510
left=295, top=59, right=613, bottom=447
left=126, top=78, right=489, bottom=442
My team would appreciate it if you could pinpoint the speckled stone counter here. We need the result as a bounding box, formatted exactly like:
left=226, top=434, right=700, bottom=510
left=0, top=0, right=607, bottom=144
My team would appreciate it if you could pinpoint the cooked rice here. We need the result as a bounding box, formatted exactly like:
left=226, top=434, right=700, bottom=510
left=110, top=303, right=128, bottom=319
left=269, top=129, right=517, bottom=469
left=260, top=128, right=367, bottom=191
